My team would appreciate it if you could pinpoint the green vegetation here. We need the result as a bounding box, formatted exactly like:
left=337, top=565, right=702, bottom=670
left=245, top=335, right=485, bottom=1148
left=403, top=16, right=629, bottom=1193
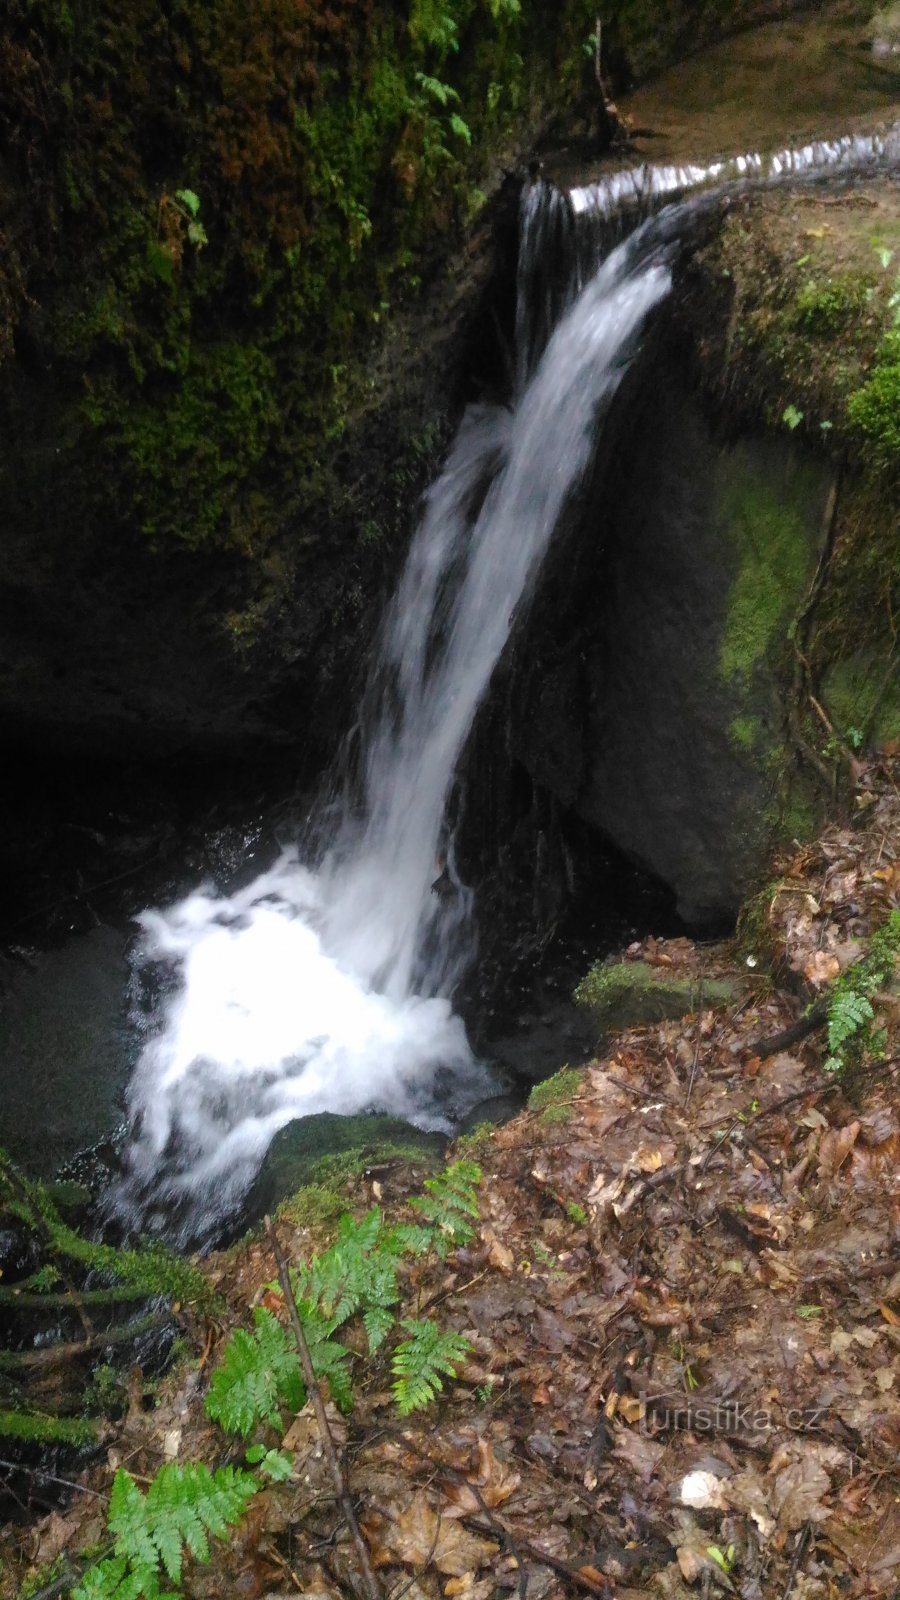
left=824, top=909, right=900, bottom=1076
left=793, top=276, right=869, bottom=336
left=208, top=1160, right=481, bottom=1432
left=391, top=1317, right=473, bottom=1415
left=0, top=1410, right=99, bottom=1447
left=575, top=960, right=737, bottom=1034
left=527, top=1067, right=583, bottom=1121
left=718, top=478, right=812, bottom=685
left=0, top=1149, right=218, bottom=1315
left=847, top=330, right=900, bottom=477
left=72, top=1463, right=258, bottom=1600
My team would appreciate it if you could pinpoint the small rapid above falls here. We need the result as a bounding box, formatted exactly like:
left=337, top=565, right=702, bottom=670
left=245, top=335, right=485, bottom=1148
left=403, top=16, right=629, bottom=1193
left=111, top=193, right=672, bottom=1237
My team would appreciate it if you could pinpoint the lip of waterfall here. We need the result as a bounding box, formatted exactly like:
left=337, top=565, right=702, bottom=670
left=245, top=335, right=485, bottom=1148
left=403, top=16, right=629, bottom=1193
left=567, top=126, right=900, bottom=242
left=106, top=208, right=675, bottom=1243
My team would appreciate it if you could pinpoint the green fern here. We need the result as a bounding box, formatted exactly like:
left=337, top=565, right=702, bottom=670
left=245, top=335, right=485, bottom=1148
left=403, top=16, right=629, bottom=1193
left=408, top=1160, right=481, bottom=1257
left=73, top=1463, right=257, bottom=1600
left=391, top=1318, right=473, bottom=1415
left=824, top=909, right=900, bottom=1074
left=208, top=1160, right=483, bottom=1433
left=205, top=1307, right=304, bottom=1433
left=296, top=1207, right=401, bottom=1330
left=827, top=989, right=875, bottom=1056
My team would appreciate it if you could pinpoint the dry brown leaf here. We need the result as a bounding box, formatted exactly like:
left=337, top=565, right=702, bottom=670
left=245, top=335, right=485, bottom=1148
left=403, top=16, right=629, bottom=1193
left=365, top=1499, right=499, bottom=1575
left=817, top=1121, right=861, bottom=1179
left=804, top=950, right=840, bottom=987
left=441, top=1440, right=521, bottom=1518
left=770, top=1455, right=832, bottom=1531
left=613, top=1427, right=665, bottom=1483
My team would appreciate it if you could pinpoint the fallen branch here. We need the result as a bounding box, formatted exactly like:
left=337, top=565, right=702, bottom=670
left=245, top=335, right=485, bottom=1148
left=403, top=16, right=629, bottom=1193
left=748, top=1000, right=827, bottom=1059
left=264, top=1216, right=382, bottom=1600
left=461, top=1514, right=610, bottom=1596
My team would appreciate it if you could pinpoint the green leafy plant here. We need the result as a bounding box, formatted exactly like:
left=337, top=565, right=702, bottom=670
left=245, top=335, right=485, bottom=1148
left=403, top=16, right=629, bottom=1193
left=782, top=403, right=804, bottom=430
left=407, top=1159, right=481, bottom=1256
left=824, top=910, right=900, bottom=1074
left=391, top=1318, right=472, bottom=1415
left=206, top=1162, right=481, bottom=1435
left=707, top=1543, right=737, bottom=1576
left=245, top=1445, right=294, bottom=1482
left=73, top=1463, right=257, bottom=1600
left=205, top=1307, right=305, bottom=1433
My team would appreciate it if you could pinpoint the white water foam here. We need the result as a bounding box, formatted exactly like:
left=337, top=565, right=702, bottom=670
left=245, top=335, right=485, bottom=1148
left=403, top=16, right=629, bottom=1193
left=113, top=210, right=672, bottom=1234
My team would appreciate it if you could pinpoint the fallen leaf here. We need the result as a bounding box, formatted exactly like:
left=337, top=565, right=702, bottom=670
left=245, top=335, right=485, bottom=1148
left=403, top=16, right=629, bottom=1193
left=679, top=1470, right=729, bottom=1510
left=366, top=1499, right=499, bottom=1576
left=817, top=1122, right=860, bottom=1179
left=804, top=951, right=840, bottom=987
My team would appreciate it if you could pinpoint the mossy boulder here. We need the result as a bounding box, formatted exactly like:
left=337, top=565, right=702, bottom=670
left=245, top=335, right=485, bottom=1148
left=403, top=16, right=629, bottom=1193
left=507, top=335, right=830, bottom=924
left=245, top=1111, right=447, bottom=1221
left=575, top=960, right=739, bottom=1038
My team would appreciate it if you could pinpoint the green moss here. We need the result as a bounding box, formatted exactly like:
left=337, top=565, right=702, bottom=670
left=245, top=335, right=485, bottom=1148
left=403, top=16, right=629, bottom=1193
left=576, top=960, right=738, bottom=1034
left=19, top=1557, right=69, bottom=1600
left=275, top=1184, right=346, bottom=1229
left=453, top=1122, right=496, bottom=1158
left=0, top=1409, right=99, bottom=1446
left=821, top=652, right=900, bottom=747
left=0, top=1148, right=218, bottom=1313
left=527, top=1068, right=583, bottom=1112
left=778, top=789, right=817, bottom=843
left=719, top=479, right=811, bottom=683
left=729, top=713, right=763, bottom=752
left=793, top=276, right=870, bottom=337
left=847, top=330, right=900, bottom=479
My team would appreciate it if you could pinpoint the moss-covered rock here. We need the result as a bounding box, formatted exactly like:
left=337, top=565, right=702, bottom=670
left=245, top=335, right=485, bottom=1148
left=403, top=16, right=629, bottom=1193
left=507, top=336, right=830, bottom=924
left=575, top=959, right=738, bottom=1037
left=245, top=1111, right=447, bottom=1220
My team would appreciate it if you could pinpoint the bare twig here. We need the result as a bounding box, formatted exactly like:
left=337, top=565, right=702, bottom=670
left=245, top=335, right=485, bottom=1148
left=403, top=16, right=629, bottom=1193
left=0, top=1457, right=107, bottom=1500
left=264, top=1216, right=382, bottom=1600
left=685, top=977, right=705, bottom=1104
left=781, top=1521, right=811, bottom=1600
left=462, top=1514, right=609, bottom=1595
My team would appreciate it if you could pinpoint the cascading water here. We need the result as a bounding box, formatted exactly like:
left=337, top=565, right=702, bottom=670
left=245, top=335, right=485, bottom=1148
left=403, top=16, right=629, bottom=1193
left=111, top=189, right=672, bottom=1238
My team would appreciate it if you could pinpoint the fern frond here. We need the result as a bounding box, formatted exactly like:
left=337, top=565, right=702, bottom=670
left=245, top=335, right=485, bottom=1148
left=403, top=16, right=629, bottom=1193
left=408, top=1161, right=481, bottom=1256
left=74, top=1463, right=258, bottom=1599
left=363, top=1304, right=395, bottom=1353
left=827, top=989, right=874, bottom=1054
left=205, top=1307, right=303, bottom=1434
left=391, top=1318, right=472, bottom=1415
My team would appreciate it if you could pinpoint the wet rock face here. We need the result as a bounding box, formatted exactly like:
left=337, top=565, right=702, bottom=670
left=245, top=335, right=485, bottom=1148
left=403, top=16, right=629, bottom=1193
left=508, top=343, right=832, bottom=925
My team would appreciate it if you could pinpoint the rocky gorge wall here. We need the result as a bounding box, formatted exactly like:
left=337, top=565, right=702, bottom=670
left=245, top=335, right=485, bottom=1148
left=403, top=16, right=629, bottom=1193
left=0, top=0, right=826, bottom=769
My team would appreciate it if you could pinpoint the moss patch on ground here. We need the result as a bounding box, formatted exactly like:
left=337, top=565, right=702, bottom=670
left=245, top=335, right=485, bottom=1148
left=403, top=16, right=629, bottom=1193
left=575, top=960, right=738, bottom=1036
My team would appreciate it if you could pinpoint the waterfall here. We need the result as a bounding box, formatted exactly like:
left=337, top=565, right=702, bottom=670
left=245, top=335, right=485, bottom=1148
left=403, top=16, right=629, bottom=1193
left=111, top=188, right=672, bottom=1237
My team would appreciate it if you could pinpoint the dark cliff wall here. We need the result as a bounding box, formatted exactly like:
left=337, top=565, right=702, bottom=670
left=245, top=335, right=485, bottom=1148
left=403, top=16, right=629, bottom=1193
left=0, top=0, right=789, bottom=765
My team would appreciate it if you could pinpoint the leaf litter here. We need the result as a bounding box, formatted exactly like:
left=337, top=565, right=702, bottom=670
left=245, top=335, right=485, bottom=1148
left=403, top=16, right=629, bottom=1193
left=2, top=756, right=900, bottom=1599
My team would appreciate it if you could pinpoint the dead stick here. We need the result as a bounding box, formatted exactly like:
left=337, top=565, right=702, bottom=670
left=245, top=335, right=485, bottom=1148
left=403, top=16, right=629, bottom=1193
left=781, top=1521, right=811, bottom=1600
left=264, top=1216, right=382, bottom=1600
left=462, top=1514, right=609, bottom=1596
left=749, top=1000, right=827, bottom=1059
left=685, top=976, right=704, bottom=1104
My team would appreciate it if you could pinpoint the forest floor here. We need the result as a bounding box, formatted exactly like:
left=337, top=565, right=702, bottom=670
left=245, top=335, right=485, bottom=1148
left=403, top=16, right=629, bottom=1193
left=2, top=756, right=899, bottom=1600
